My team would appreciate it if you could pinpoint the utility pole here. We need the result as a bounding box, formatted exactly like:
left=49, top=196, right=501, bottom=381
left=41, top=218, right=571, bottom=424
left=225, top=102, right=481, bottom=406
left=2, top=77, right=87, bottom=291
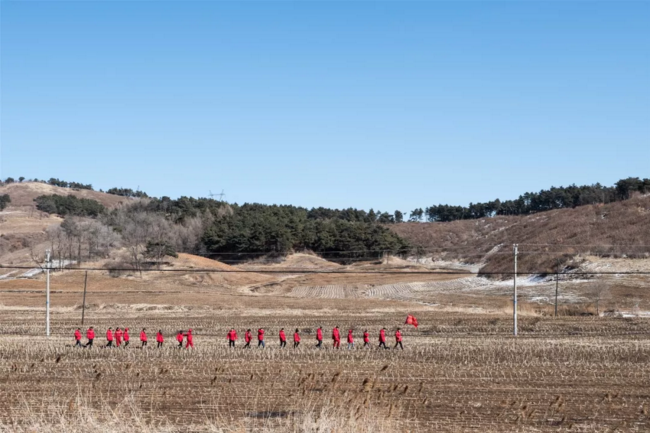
left=81, top=271, right=88, bottom=326
left=555, top=258, right=559, bottom=318
left=46, top=249, right=51, bottom=337
left=513, top=244, right=518, bottom=337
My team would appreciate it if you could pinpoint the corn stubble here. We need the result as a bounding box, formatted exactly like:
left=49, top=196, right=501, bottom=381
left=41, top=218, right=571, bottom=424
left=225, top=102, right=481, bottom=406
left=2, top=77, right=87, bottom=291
left=0, top=314, right=649, bottom=432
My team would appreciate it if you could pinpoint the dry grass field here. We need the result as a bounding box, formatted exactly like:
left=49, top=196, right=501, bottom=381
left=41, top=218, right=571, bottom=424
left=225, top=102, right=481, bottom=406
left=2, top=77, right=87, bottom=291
left=1, top=185, right=649, bottom=431
left=0, top=311, right=649, bottom=432
left=1, top=257, right=649, bottom=432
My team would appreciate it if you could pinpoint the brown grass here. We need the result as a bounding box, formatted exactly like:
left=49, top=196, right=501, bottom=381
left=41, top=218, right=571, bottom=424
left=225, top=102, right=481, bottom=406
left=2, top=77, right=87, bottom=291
left=390, top=195, right=650, bottom=275
left=0, top=312, right=649, bottom=432
left=0, top=182, right=126, bottom=208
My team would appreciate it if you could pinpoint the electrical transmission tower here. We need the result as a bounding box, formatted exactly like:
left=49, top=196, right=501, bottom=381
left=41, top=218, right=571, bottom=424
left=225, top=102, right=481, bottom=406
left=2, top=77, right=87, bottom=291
left=209, top=190, right=226, bottom=201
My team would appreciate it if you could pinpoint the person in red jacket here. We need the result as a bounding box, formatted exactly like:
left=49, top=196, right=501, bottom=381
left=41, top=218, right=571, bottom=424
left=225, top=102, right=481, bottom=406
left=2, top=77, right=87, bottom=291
left=140, top=328, right=148, bottom=348
left=85, top=327, right=95, bottom=348
left=394, top=328, right=403, bottom=350
left=332, top=326, right=341, bottom=349
left=244, top=329, right=252, bottom=349
left=74, top=328, right=82, bottom=348
left=106, top=327, right=114, bottom=347
left=347, top=329, right=354, bottom=350
left=363, top=330, right=370, bottom=348
left=185, top=329, right=194, bottom=349
left=378, top=327, right=388, bottom=349
left=279, top=328, right=287, bottom=348
left=227, top=328, right=237, bottom=348
left=115, top=327, right=123, bottom=347
left=293, top=329, right=300, bottom=348
left=176, top=331, right=184, bottom=348
left=316, top=326, right=323, bottom=348
left=156, top=330, right=164, bottom=348
left=123, top=328, right=130, bottom=347
left=257, top=328, right=265, bottom=348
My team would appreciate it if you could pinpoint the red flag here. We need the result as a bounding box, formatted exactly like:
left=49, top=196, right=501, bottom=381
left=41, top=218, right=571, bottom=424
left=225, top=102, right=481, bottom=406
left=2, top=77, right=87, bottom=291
left=405, top=314, right=418, bottom=328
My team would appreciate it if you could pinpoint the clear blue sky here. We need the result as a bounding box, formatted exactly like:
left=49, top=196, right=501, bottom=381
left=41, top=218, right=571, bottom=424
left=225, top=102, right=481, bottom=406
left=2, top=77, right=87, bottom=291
left=1, top=1, right=648, bottom=213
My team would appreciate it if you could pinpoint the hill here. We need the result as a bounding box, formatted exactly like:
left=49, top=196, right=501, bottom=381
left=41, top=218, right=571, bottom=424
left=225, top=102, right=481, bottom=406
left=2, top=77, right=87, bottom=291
left=0, top=182, right=127, bottom=209
left=390, top=194, right=650, bottom=276
left=0, top=183, right=127, bottom=263
left=2, top=180, right=649, bottom=280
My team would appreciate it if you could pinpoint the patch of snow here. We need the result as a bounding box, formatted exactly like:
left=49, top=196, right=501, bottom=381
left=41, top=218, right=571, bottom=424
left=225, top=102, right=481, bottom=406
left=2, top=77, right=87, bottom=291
left=620, top=311, right=650, bottom=318
left=0, top=270, right=18, bottom=280
left=405, top=257, right=482, bottom=273
left=19, top=260, right=76, bottom=278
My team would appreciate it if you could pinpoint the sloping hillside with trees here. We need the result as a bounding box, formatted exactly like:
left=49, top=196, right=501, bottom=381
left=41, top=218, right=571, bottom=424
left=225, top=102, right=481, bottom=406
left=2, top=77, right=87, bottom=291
left=0, top=181, right=126, bottom=208
left=391, top=193, right=650, bottom=276
left=0, top=176, right=647, bottom=277
left=409, top=177, right=650, bottom=222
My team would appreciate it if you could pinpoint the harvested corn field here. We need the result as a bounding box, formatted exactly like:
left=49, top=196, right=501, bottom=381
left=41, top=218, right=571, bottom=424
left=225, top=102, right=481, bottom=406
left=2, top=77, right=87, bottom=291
left=0, top=312, right=649, bottom=432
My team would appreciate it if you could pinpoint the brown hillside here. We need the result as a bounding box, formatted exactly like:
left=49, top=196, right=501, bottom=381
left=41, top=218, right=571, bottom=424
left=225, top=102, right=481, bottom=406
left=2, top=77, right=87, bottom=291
left=390, top=194, right=650, bottom=276
left=0, top=182, right=127, bottom=208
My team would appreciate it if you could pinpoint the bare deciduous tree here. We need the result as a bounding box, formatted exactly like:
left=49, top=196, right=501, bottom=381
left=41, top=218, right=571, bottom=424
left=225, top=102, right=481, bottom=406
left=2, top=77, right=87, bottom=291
left=45, top=217, right=119, bottom=268
left=588, top=281, right=611, bottom=316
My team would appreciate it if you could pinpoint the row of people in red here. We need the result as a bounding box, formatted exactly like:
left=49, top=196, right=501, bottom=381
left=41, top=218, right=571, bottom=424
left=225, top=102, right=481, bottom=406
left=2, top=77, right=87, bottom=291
left=74, top=326, right=404, bottom=350
left=227, top=326, right=404, bottom=350
left=74, top=327, right=194, bottom=349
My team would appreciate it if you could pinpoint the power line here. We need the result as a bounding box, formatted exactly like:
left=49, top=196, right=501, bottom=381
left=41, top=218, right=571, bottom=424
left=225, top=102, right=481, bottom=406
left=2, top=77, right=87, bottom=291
left=516, top=243, right=650, bottom=248
left=199, top=245, right=650, bottom=256
left=1, top=264, right=649, bottom=275
left=217, top=250, right=639, bottom=263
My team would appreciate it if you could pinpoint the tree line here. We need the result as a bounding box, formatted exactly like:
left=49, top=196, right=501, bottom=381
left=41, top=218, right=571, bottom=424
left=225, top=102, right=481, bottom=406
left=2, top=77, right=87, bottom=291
left=203, top=203, right=408, bottom=260
left=36, top=195, right=407, bottom=271
left=35, top=195, right=106, bottom=217
left=0, top=177, right=150, bottom=198
left=105, top=187, right=149, bottom=198
left=415, top=177, right=650, bottom=222
left=21, top=175, right=650, bottom=272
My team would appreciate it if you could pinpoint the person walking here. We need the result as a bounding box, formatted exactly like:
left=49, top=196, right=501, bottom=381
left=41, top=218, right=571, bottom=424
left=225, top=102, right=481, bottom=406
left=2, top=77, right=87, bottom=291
left=279, top=328, right=287, bottom=348
left=363, top=330, right=370, bottom=348
left=378, top=328, right=388, bottom=349
left=347, top=329, right=354, bottom=350
left=85, top=326, right=95, bottom=348
left=257, top=328, right=265, bottom=348
left=293, top=329, right=300, bottom=348
left=244, top=329, right=252, bottom=349
left=140, top=328, right=148, bottom=348
left=115, top=327, right=123, bottom=347
left=394, top=328, right=403, bottom=350
left=316, top=326, right=323, bottom=348
left=156, top=330, right=164, bottom=348
left=185, top=329, right=194, bottom=349
left=106, top=327, right=114, bottom=347
left=332, top=326, right=341, bottom=349
left=74, top=328, right=83, bottom=348
left=176, top=331, right=184, bottom=348
left=227, top=328, right=237, bottom=348
left=123, top=328, right=130, bottom=347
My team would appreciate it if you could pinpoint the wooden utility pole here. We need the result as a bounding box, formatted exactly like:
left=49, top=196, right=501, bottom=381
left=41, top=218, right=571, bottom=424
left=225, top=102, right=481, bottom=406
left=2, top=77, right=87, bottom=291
left=555, top=259, right=559, bottom=318
left=81, top=271, right=88, bottom=325
left=46, top=250, right=51, bottom=337
left=513, top=244, right=518, bottom=336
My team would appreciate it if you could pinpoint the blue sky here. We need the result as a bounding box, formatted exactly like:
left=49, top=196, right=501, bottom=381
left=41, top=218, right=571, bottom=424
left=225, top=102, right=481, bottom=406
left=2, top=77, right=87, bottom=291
left=1, top=1, right=648, bottom=213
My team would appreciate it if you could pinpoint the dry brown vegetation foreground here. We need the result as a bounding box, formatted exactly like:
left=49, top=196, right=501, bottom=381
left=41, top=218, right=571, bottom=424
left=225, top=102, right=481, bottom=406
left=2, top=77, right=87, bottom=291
left=391, top=194, right=650, bottom=275
left=0, top=312, right=649, bottom=432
